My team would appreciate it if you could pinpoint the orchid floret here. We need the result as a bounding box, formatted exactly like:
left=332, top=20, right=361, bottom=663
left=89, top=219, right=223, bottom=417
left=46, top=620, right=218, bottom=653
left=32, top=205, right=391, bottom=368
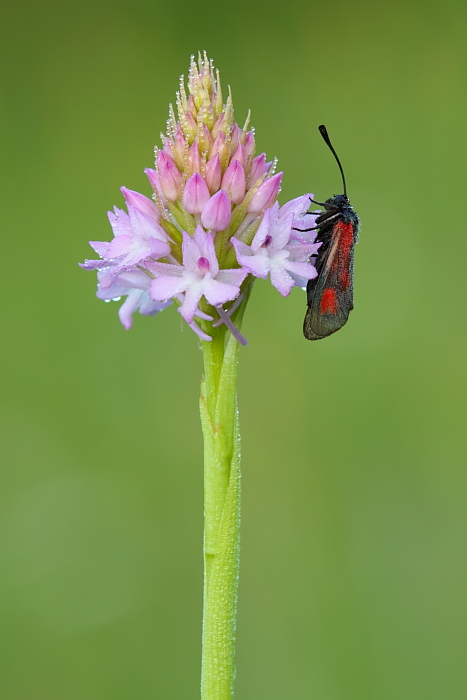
left=231, top=199, right=321, bottom=297
left=149, top=228, right=247, bottom=324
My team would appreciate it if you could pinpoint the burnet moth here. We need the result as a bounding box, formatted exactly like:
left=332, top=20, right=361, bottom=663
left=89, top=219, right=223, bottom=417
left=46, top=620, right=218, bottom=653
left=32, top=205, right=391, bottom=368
left=301, top=125, right=360, bottom=341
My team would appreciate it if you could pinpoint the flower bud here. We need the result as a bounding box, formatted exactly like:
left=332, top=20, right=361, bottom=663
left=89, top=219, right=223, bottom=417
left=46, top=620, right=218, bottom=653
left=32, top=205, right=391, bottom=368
left=230, top=142, right=245, bottom=167
left=181, top=110, right=197, bottom=142
left=198, top=123, right=213, bottom=155
left=247, top=153, right=267, bottom=188
left=121, top=187, right=160, bottom=221
left=145, top=168, right=164, bottom=201
left=230, top=124, right=241, bottom=154
left=244, top=131, right=255, bottom=164
left=188, top=141, right=202, bottom=175
left=247, top=172, right=282, bottom=213
left=210, top=130, right=227, bottom=161
left=161, top=135, right=174, bottom=160
left=205, top=153, right=222, bottom=194
left=173, top=126, right=187, bottom=171
left=201, top=190, right=232, bottom=232
left=183, top=172, right=210, bottom=214
left=196, top=99, right=216, bottom=131
left=211, top=112, right=224, bottom=139
left=221, top=160, right=246, bottom=205
left=186, top=94, right=197, bottom=118
left=157, top=151, right=183, bottom=202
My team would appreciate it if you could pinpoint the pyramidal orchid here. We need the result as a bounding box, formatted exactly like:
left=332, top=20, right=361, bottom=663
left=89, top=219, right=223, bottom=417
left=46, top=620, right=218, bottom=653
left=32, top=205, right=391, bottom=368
left=80, top=53, right=320, bottom=700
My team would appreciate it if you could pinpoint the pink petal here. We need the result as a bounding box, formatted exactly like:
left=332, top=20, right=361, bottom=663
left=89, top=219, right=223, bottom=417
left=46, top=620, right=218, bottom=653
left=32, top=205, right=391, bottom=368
left=215, top=268, right=248, bottom=287
left=79, top=257, right=109, bottom=271
left=285, top=242, right=321, bottom=261
left=187, top=140, right=202, bottom=175
left=279, top=194, right=314, bottom=220
left=150, top=275, right=188, bottom=301
left=118, top=289, right=144, bottom=329
left=247, top=173, right=282, bottom=213
left=106, top=234, right=134, bottom=257
left=250, top=209, right=272, bottom=250
left=147, top=260, right=185, bottom=277
left=201, top=190, right=232, bottom=232
left=202, top=277, right=241, bottom=307
left=247, top=153, right=267, bottom=189
left=221, top=160, right=246, bottom=205
left=128, top=206, right=168, bottom=243
left=270, top=211, right=294, bottom=250
left=284, top=260, right=318, bottom=280
left=193, top=228, right=219, bottom=276
left=181, top=230, right=203, bottom=272
left=234, top=248, right=270, bottom=279
left=269, top=266, right=295, bottom=297
left=230, top=237, right=251, bottom=259
left=158, top=151, right=183, bottom=202
left=121, top=187, right=160, bottom=221
left=205, top=153, right=222, bottom=194
left=108, top=208, right=132, bottom=237
left=183, top=173, right=210, bottom=215
left=89, top=240, right=110, bottom=257
left=179, top=284, right=204, bottom=323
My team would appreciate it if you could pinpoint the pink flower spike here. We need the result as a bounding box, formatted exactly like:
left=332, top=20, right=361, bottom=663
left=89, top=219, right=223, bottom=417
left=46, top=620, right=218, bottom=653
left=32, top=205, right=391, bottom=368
left=121, top=187, right=160, bottom=222
left=247, top=153, right=267, bottom=188
left=205, top=153, right=222, bottom=194
left=188, top=141, right=202, bottom=174
left=183, top=173, right=210, bottom=215
left=158, top=151, right=183, bottom=202
left=201, top=190, right=232, bottom=232
left=247, top=172, right=282, bottom=213
left=221, top=160, right=246, bottom=205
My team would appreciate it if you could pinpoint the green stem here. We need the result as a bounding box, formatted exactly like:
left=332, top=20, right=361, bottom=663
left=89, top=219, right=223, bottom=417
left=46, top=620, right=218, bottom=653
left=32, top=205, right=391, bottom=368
left=199, top=285, right=251, bottom=699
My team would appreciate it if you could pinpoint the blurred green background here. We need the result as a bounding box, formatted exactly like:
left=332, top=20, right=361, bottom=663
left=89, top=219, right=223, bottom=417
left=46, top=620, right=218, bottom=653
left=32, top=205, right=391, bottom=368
left=1, top=0, right=467, bottom=698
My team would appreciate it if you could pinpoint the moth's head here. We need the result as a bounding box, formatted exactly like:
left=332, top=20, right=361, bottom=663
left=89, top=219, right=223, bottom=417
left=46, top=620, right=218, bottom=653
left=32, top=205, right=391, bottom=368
left=331, top=194, right=349, bottom=208
left=323, top=194, right=349, bottom=211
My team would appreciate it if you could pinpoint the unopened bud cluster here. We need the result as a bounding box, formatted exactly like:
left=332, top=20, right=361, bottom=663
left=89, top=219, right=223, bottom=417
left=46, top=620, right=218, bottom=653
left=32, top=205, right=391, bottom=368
left=149, top=53, right=281, bottom=256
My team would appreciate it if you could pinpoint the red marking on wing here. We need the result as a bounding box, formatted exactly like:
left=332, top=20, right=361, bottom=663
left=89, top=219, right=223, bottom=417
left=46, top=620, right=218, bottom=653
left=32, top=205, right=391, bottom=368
left=320, top=288, right=338, bottom=315
left=330, top=222, right=354, bottom=290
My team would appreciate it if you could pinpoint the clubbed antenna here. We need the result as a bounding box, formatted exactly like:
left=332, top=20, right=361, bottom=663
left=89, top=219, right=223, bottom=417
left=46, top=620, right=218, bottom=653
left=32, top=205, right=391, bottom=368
left=318, top=124, right=347, bottom=197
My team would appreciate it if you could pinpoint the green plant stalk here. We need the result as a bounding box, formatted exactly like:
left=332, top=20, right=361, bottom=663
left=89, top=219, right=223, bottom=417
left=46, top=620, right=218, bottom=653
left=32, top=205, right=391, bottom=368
left=199, top=284, right=251, bottom=699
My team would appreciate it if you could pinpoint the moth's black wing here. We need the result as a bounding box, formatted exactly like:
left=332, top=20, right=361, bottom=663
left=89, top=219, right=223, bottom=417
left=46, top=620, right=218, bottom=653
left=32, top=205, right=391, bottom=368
left=303, top=221, right=355, bottom=341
